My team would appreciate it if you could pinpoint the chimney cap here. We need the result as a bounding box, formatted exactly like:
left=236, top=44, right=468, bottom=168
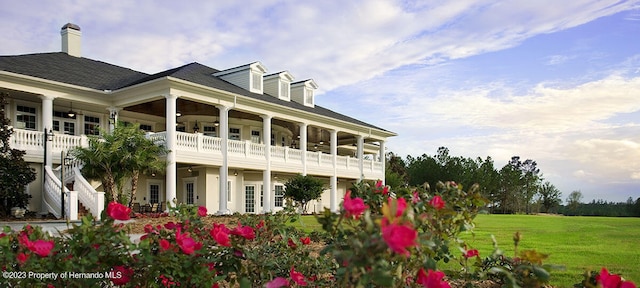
left=61, top=23, right=81, bottom=31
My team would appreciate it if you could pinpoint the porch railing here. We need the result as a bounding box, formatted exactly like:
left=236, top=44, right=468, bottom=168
left=44, top=166, right=78, bottom=220
left=73, top=166, right=105, bottom=219
left=13, top=130, right=384, bottom=175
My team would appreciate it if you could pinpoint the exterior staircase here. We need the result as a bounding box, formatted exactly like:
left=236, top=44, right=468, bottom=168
left=77, top=201, right=89, bottom=218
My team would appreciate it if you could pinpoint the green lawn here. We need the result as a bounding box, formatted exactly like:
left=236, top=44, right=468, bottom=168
left=290, top=214, right=640, bottom=287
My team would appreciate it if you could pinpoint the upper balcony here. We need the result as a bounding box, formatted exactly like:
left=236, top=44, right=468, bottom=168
left=11, top=128, right=384, bottom=180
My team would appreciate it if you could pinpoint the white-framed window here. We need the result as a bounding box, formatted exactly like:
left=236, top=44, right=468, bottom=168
left=84, top=115, right=101, bottom=135
left=245, top=185, right=255, bottom=213
left=203, top=126, right=217, bottom=137
left=280, top=82, right=289, bottom=99
left=251, top=72, right=262, bottom=91
left=229, top=127, right=241, bottom=140
left=16, top=105, right=37, bottom=130
left=53, top=111, right=76, bottom=135
left=305, top=88, right=313, bottom=105
left=251, top=130, right=261, bottom=144
left=227, top=180, right=232, bottom=202
left=274, top=184, right=284, bottom=207
left=260, top=185, right=264, bottom=208
left=184, top=177, right=197, bottom=205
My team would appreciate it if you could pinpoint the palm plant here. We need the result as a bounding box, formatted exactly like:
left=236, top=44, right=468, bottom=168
left=70, top=122, right=167, bottom=205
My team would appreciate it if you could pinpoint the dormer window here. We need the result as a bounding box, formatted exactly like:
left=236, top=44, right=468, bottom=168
left=213, top=61, right=267, bottom=94
left=291, top=79, right=318, bottom=107
left=305, top=88, right=313, bottom=106
left=251, top=72, right=262, bottom=91
left=281, top=82, right=290, bottom=99
left=263, top=71, right=294, bottom=101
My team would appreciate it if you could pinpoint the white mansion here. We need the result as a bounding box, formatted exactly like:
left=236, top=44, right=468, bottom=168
left=0, top=24, right=396, bottom=219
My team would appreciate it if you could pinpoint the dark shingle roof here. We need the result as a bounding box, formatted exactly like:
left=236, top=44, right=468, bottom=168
left=0, top=53, right=390, bottom=132
left=0, top=52, right=148, bottom=90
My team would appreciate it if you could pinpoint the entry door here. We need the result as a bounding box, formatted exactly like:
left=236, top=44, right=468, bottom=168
left=185, top=182, right=195, bottom=205
left=245, top=185, right=255, bottom=213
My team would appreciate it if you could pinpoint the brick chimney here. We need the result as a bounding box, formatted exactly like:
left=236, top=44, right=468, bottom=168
left=61, top=23, right=81, bottom=57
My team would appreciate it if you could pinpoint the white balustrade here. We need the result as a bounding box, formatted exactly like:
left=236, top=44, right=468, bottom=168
left=248, top=142, right=265, bottom=158
left=10, top=129, right=44, bottom=151
left=73, top=166, right=104, bottom=219
left=228, top=139, right=245, bottom=155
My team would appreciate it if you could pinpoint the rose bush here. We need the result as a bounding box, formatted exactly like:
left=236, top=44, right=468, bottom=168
left=0, top=182, right=635, bottom=288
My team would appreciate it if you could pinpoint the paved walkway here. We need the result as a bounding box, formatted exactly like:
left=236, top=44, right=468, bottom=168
left=0, top=220, right=144, bottom=243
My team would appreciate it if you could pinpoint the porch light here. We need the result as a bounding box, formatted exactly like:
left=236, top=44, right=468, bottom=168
left=67, top=102, right=76, bottom=118
left=176, top=111, right=182, bottom=117
left=233, top=170, right=238, bottom=176
left=187, top=166, right=193, bottom=173
left=193, top=121, right=199, bottom=133
left=214, top=119, right=219, bottom=127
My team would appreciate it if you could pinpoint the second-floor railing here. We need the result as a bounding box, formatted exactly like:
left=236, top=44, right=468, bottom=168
left=12, top=130, right=383, bottom=174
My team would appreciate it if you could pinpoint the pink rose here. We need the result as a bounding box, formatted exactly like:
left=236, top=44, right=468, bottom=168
left=381, top=222, right=417, bottom=257
left=198, top=206, right=207, bottom=217
left=343, top=190, right=367, bottom=219
left=429, top=195, right=445, bottom=210
left=107, top=202, right=131, bottom=220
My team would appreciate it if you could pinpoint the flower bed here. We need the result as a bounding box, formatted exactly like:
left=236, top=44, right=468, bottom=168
left=0, top=181, right=635, bottom=287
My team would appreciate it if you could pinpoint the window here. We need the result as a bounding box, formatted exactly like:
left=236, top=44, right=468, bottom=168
left=185, top=182, right=195, bottom=205
left=274, top=185, right=284, bottom=207
left=139, top=124, right=153, bottom=132
left=84, top=115, right=100, bottom=135
left=280, top=82, right=289, bottom=99
left=229, top=128, right=240, bottom=140
left=203, top=126, right=217, bottom=137
left=245, top=185, right=255, bottom=213
left=252, top=72, right=262, bottom=91
left=251, top=130, right=261, bottom=143
left=53, top=111, right=76, bottom=135
left=227, top=180, right=232, bottom=202
left=305, top=88, right=313, bottom=105
left=16, top=105, right=36, bottom=130
left=260, top=185, right=264, bottom=208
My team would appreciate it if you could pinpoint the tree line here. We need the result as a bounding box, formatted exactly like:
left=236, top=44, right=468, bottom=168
left=384, top=146, right=638, bottom=216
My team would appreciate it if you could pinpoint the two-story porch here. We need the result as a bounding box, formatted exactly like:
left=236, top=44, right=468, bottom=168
left=1, top=23, right=396, bottom=219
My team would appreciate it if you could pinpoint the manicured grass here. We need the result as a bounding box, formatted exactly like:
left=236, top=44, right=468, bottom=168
left=458, top=214, right=640, bottom=287
left=290, top=214, right=640, bottom=287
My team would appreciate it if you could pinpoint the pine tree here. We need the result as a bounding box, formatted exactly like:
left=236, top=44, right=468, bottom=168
left=0, top=92, right=36, bottom=216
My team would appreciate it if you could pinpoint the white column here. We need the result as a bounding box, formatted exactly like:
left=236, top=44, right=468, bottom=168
left=262, top=114, right=272, bottom=213
left=165, top=94, right=177, bottom=210
left=217, top=105, right=230, bottom=214
left=379, top=140, right=386, bottom=185
left=40, top=95, right=54, bottom=214
left=40, top=95, right=54, bottom=167
left=330, top=129, right=338, bottom=212
left=299, top=123, right=308, bottom=176
left=357, top=135, right=364, bottom=181
left=107, top=107, right=121, bottom=132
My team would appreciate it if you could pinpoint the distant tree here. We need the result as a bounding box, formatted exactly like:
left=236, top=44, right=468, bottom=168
left=385, top=151, right=407, bottom=188
left=566, top=190, right=583, bottom=215
left=538, top=181, right=562, bottom=213
left=283, top=174, right=325, bottom=213
left=0, top=92, right=36, bottom=216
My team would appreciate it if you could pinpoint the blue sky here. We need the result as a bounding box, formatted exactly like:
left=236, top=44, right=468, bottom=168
left=1, top=0, right=639, bottom=203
